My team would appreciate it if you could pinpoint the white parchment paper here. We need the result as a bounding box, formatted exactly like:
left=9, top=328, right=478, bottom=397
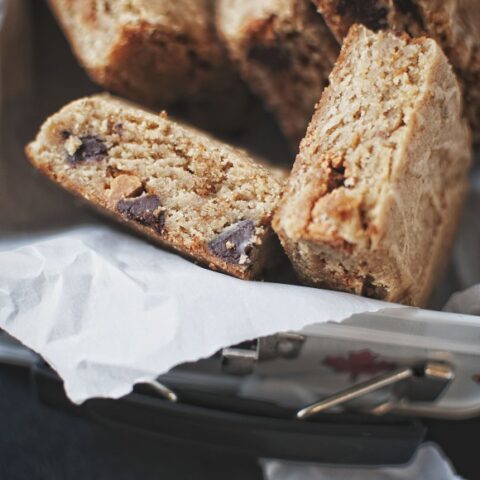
left=0, top=225, right=394, bottom=403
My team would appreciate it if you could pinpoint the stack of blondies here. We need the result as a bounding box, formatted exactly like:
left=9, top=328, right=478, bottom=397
left=27, top=0, right=478, bottom=307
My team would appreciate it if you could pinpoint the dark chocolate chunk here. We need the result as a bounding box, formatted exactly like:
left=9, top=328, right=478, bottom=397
left=60, top=130, right=71, bottom=140
left=113, top=123, right=124, bottom=136
left=208, top=220, right=257, bottom=265
left=361, top=275, right=388, bottom=300
left=336, top=0, right=389, bottom=31
left=176, top=33, right=191, bottom=44
left=66, top=135, right=108, bottom=164
left=326, top=164, right=346, bottom=192
left=116, top=194, right=165, bottom=233
left=188, top=49, right=212, bottom=70
left=393, top=0, right=425, bottom=30
left=247, top=44, right=291, bottom=70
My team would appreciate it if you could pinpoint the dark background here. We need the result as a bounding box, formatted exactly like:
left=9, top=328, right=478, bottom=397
left=0, top=365, right=261, bottom=480
left=1, top=364, right=479, bottom=479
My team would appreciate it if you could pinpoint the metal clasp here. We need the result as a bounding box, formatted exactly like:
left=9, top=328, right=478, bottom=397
left=297, top=361, right=454, bottom=420
left=140, top=380, right=178, bottom=402
left=222, top=333, right=305, bottom=375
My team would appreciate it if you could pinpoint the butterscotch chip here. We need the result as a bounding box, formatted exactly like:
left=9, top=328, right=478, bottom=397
left=216, top=0, right=339, bottom=146
left=107, top=174, right=144, bottom=206
left=26, top=95, right=282, bottom=280
left=64, top=136, right=82, bottom=157
left=313, top=0, right=480, bottom=142
left=273, top=26, right=472, bottom=306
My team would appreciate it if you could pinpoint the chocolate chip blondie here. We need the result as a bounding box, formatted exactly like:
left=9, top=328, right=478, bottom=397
left=313, top=0, right=480, bottom=142
left=26, top=95, right=283, bottom=280
left=273, top=25, right=472, bottom=306
left=217, top=0, right=339, bottom=146
left=48, top=0, right=246, bottom=130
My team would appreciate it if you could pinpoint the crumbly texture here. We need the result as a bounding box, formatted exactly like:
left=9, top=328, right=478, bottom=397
left=313, top=0, right=480, bottom=142
left=273, top=25, right=472, bottom=306
left=217, top=0, right=339, bottom=146
left=26, top=95, right=283, bottom=280
left=48, top=0, right=247, bottom=131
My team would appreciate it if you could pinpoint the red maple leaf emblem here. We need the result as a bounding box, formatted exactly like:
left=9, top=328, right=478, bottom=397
left=323, top=349, right=397, bottom=380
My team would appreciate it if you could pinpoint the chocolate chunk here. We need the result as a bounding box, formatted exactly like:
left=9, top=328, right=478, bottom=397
left=67, top=135, right=108, bottom=164
left=113, top=123, right=124, bottom=136
left=116, top=194, right=165, bottom=233
left=188, top=49, right=211, bottom=70
left=247, top=44, right=291, bottom=70
left=60, top=130, right=71, bottom=139
left=208, top=220, right=257, bottom=265
left=393, top=0, right=425, bottom=29
left=327, top=164, right=346, bottom=192
left=361, top=275, right=388, bottom=300
left=336, top=0, right=389, bottom=31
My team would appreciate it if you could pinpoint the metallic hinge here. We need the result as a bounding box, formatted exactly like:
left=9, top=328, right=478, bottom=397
left=139, top=380, right=178, bottom=403
left=221, top=333, right=305, bottom=375
left=297, top=361, right=454, bottom=420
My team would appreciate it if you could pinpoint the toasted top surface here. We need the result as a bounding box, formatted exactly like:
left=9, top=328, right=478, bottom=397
left=218, top=0, right=301, bottom=39
left=51, top=0, right=213, bottom=32
left=413, top=0, right=480, bottom=69
left=49, top=0, right=216, bottom=68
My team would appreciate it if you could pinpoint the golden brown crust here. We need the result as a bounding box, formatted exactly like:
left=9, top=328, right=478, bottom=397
left=273, top=25, right=471, bottom=306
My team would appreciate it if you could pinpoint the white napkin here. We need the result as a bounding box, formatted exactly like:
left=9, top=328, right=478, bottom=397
left=261, top=444, right=463, bottom=480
